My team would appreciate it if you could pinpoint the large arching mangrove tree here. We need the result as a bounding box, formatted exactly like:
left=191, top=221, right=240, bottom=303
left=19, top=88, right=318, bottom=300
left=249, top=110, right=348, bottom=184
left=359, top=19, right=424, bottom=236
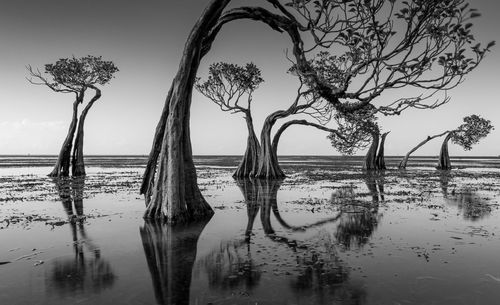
left=141, top=0, right=492, bottom=222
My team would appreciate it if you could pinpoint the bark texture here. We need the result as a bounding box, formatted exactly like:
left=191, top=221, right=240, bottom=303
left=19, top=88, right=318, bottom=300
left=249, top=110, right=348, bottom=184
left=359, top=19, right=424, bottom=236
left=398, top=130, right=450, bottom=169
left=363, top=132, right=380, bottom=171
left=48, top=98, right=80, bottom=177
left=375, top=132, right=390, bottom=170
left=141, top=0, right=231, bottom=222
left=254, top=115, right=286, bottom=179
left=437, top=132, right=454, bottom=170
left=72, top=89, right=101, bottom=176
left=233, top=114, right=261, bottom=178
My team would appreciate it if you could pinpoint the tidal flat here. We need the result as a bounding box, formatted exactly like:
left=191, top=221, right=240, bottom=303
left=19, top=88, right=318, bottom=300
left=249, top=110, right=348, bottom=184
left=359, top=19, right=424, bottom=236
left=1, top=156, right=500, bottom=305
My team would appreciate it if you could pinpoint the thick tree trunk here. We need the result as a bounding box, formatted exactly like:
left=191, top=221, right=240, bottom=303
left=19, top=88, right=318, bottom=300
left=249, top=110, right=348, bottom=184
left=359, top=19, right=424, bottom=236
left=72, top=89, right=101, bottom=177
left=375, top=131, right=390, bottom=170
left=140, top=218, right=210, bottom=305
left=437, top=132, right=453, bottom=170
left=233, top=114, right=261, bottom=178
left=48, top=98, right=80, bottom=177
left=254, top=118, right=285, bottom=179
left=398, top=130, right=450, bottom=169
left=142, top=0, right=230, bottom=223
left=140, top=85, right=173, bottom=203
left=363, top=132, right=380, bottom=171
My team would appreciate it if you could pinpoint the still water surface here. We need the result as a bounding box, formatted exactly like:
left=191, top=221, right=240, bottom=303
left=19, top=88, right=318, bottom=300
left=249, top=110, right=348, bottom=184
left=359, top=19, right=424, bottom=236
left=0, top=156, right=499, bottom=304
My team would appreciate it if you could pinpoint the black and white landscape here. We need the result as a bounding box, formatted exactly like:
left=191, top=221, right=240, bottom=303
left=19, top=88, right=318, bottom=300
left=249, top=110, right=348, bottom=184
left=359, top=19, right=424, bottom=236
left=1, top=1, right=499, bottom=304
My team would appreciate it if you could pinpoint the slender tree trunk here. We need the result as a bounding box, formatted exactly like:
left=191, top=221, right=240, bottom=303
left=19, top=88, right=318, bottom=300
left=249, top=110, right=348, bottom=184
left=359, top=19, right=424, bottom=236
left=375, top=131, right=390, bottom=170
left=72, top=89, right=101, bottom=177
left=437, top=132, right=454, bottom=170
left=363, top=132, right=380, bottom=171
left=140, top=219, right=210, bottom=305
left=142, top=0, right=230, bottom=223
left=48, top=98, right=80, bottom=177
left=233, top=114, right=261, bottom=178
left=398, top=130, right=450, bottom=169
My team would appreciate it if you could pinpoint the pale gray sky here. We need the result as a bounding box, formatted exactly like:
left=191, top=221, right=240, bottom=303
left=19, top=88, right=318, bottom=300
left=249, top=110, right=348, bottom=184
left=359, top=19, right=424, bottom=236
left=0, top=0, right=498, bottom=156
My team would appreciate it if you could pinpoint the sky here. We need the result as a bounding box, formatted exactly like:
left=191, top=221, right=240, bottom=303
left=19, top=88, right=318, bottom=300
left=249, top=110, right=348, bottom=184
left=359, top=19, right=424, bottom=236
left=0, top=0, right=498, bottom=156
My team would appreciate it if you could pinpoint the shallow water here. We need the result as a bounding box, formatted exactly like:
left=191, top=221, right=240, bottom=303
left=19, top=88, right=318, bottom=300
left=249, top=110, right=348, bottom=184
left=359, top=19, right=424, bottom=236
left=1, top=156, right=500, bottom=304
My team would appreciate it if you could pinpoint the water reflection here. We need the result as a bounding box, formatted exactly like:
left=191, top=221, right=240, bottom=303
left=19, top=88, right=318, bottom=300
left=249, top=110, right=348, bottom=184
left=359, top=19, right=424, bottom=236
left=47, top=178, right=115, bottom=296
left=140, top=218, right=211, bottom=305
left=439, top=174, right=492, bottom=221
left=239, top=179, right=343, bottom=238
left=192, top=178, right=367, bottom=305
left=332, top=174, right=383, bottom=249
left=439, top=172, right=452, bottom=196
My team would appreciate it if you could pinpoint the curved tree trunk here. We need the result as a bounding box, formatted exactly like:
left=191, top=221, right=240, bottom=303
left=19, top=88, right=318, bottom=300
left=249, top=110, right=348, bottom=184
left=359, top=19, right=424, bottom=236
left=140, top=85, right=173, bottom=204
left=398, top=130, right=450, bottom=169
left=72, top=89, right=102, bottom=177
left=142, top=0, right=230, bottom=223
left=49, top=98, right=81, bottom=177
left=375, top=131, right=390, bottom=170
left=233, top=114, right=261, bottom=178
left=363, top=132, right=380, bottom=171
left=437, top=132, right=453, bottom=170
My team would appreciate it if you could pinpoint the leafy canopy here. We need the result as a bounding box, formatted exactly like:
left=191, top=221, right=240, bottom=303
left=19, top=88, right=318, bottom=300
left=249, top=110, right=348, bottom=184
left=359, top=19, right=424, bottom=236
left=278, top=0, right=495, bottom=114
left=29, top=55, right=119, bottom=94
left=451, top=115, right=493, bottom=150
left=328, top=106, right=379, bottom=155
left=195, top=62, right=264, bottom=113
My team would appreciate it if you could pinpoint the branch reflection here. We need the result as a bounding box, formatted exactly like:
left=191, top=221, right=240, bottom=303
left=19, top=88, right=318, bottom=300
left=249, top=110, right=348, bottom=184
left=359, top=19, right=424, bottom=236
left=195, top=178, right=367, bottom=305
left=48, top=177, right=115, bottom=296
left=332, top=174, right=383, bottom=250
left=440, top=174, right=492, bottom=221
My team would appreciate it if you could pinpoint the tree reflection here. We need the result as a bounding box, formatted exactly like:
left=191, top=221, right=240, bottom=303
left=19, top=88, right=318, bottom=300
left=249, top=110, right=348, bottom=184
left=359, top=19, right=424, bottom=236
left=439, top=174, right=492, bottom=221
left=140, top=218, right=211, bottom=305
left=195, top=178, right=367, bottom=305
left=333, top=174, right=383, bottom=250
left=439, top=171, right=452, bottom=196
left=48, top=177, right=115, bottom=296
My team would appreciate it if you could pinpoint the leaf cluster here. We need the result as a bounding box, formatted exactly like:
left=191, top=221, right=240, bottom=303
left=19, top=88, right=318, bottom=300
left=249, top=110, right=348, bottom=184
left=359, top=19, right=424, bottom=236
left=28, top=55, right=118, bottom=94
left=282, top=0, right=494, bottom=114
left=451, top=114, right=493, bottom=150
left=328, top=106, right=378, bottom=155
left=44, top=56, right=118, bottom=91
left=195, top=62, right=264, bottom=113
